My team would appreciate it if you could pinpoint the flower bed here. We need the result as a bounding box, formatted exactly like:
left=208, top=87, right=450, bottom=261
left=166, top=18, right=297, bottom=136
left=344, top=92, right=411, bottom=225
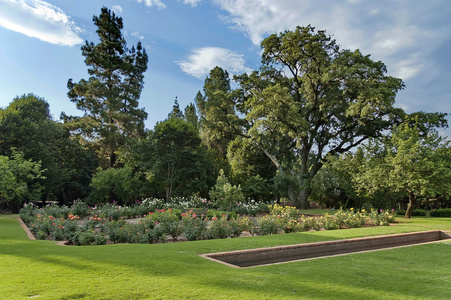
left=19, top=202, right=397, bottom=246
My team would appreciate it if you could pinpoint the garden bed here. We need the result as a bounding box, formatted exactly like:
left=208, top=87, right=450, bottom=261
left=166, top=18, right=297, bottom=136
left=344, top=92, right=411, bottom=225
left=201, top=230, right=451, bottom=268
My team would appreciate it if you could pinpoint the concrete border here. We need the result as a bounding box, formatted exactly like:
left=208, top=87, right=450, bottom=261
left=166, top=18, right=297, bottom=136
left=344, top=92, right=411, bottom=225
left=17, top=216, right=35, bottom=240
left=201, top=230, right=451, bottom=268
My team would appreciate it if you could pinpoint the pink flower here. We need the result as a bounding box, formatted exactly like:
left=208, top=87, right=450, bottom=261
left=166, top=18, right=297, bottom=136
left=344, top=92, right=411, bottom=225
left=193, top=214, right=197, bottom=218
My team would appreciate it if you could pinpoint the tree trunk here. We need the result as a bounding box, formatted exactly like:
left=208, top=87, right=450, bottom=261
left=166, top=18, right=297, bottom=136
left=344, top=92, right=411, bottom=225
left=296, top=188, right=311, bottom=209
left=404, top=191, right=416, bottom=219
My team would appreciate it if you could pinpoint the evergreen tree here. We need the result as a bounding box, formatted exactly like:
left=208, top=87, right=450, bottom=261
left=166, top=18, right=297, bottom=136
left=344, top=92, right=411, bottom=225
left=66, top=7, right=148, bottom=168
left=168, top=97, right=184, bottom=119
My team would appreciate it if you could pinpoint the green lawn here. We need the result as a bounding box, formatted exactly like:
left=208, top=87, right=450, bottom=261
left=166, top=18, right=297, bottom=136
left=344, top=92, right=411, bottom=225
left=1, top=214, right=450, bottom=299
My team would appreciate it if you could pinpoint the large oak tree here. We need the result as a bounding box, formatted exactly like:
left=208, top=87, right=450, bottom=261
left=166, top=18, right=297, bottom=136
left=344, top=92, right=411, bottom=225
left=233, top=26, right=404, bottom=208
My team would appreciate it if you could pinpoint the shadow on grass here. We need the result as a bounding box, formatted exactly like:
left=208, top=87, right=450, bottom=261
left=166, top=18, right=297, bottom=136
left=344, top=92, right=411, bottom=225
left=2, top=215, right=451, bottom=299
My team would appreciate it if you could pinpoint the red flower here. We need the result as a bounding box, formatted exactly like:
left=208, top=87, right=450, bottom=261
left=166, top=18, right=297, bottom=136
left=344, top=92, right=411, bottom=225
left=193, top=214, right=197, bottom=218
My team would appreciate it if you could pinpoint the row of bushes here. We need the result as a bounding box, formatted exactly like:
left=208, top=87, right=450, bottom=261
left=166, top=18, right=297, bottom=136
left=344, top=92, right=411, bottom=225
left=396, top=208, right=451, bottom=217
left=256, top=205, right=396, bottom=235
left=20, top=203, right=397, bottom=245
left=19, top=197, right=269, bottom=224
left=23, top=209, right=251, bottom=245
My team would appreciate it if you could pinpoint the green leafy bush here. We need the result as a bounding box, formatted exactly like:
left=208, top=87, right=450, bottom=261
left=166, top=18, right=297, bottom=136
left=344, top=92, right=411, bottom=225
left=147, top=209, right=181, bottom=240
left=180, top=211, right=207, bottom=241
left=430, top=208, right=451, bottom=217
left=412, top=209, right=428, bottom=216
left=207, top=210, right=237, bottom=220
left=69, top=200, right=91, bottom=218
left=207, top=216, right=230, bottom=239
left=257, top=215, right=281, bottom=235
left=74, top=228, right=107, bottom=246
left=209, top=170, right=245, bottom=214
left=368, top=209, right=396, bottom=226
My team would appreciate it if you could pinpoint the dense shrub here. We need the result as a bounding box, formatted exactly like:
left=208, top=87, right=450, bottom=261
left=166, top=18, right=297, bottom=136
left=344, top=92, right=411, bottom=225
left=430, top=208, right=451, bottom=217
left=257, top=215, right=281, bottom=235
left=207, top=210, right=237, bottom=220
left=20, top=201, right=399, bottom=246
left=412, top=209, right=428, bottom=216
left=234, top=200, right=270, bottom=216
left=147, top=209, right=182, bottom=240
left=69, top=200, right=91, bottom=218
left=368, top=209, right=396, bottom=226
left=180, top=210, right=208, bottom=241
left=396, top=209, right=428, bottom=217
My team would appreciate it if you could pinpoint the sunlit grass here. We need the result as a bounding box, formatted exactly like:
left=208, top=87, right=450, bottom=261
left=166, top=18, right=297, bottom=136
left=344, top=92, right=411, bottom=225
left=1, top=214, right=450, bottom=299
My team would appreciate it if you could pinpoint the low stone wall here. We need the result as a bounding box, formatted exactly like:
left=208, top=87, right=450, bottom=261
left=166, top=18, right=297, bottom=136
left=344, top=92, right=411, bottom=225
left=201, top=230, right=451, bottom=268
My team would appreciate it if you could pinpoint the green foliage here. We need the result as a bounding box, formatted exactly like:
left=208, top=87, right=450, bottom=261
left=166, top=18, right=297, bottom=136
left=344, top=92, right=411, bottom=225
left=196, top=67, right=240, bottom=155
left=209, top=169, right=244, bottom=214
left=102, top=220, right=128, bottom=243
left=411, top=209, right=429, bottom=217
left=0, top=94, right=95, bottom=204
left=430, top=208, right=451, bottom=217
left=233, top=25, right=404, bottom=208
left=3, top=213, right=451, bottom=299
left=227, top=137, right=276, bottom=201
left=372, top=114, right=451, bottom=218
left=146, top=209, right=181, bottom=240
left=206, top=210, right=237, bottom=220
left=257, top=215, right=282, bottom=235
left=66, top=7, right=148, bottom=167
left=139, top=118, right=215, bottom=201
left=367, top=209, right=397, bottom=226
left=180, top=210, right=208, bottom=241
left=73, top=226, right=107, bottom=246
left=88, top=165, right=140, bottom=205
left=0, top=149, right=45, bottom=212
left=207, top=215, right=251, bottom=239
left=332, top=208, right=366, bottom=228
left=233, top=200, right=269, bottom=216
left=69, top=200, right=91, bottom=218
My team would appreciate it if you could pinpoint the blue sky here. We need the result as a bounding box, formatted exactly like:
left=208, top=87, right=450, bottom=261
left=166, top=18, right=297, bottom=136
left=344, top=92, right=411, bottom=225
left=0, top=0, right=450, bottom=136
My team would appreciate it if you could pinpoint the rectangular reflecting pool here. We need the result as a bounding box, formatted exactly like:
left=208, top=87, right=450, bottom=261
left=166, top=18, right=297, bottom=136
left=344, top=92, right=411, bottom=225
left=201, top=230, right=451, bottom=268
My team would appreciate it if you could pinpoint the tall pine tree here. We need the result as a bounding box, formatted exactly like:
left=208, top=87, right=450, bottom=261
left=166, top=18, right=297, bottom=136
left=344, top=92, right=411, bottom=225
left=66, top=7, right=148, bottom=167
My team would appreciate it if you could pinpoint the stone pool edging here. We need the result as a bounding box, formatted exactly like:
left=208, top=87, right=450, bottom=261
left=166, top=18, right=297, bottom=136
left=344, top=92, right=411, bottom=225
left=201, top=230, right=451, bottom=268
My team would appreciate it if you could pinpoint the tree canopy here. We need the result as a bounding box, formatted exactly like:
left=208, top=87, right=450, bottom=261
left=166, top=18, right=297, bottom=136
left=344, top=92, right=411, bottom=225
left=230, top=25, right=405, bottom=208
left=66, top=6, right=148, bottom=168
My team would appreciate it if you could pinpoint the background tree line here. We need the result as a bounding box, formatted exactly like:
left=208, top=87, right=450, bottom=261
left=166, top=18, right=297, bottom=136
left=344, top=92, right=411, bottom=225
left=1, top=7, right=450, bottom=218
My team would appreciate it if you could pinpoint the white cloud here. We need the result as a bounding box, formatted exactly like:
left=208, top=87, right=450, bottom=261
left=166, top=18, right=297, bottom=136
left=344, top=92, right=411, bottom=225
left=137, top=0, right=166, bottom=10
left=132, top=31, right=144, bottom=40
left=0, top=0, right=83, bottom=46
left=214, top=0, right=451, bottom=84
left=177, top=47, right=252, bottom=79
left=181, top=0, right=202, bottom=6
left=112, top=5, right=123, bottom=14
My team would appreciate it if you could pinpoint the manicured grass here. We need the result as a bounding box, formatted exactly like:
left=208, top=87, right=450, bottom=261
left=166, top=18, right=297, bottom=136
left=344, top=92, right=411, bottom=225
left=1, top=214, right=450, bottom=299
